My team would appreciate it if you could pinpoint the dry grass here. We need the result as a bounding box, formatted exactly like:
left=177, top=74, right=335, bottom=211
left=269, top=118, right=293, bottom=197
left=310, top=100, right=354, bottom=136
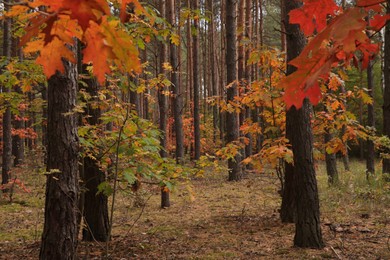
left=1, top=158, right=390, bottom=259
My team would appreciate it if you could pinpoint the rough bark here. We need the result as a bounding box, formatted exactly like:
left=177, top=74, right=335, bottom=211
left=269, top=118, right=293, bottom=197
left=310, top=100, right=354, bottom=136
left=325, top=131, right=338, bottom=185
left=2, top=0, right=13, bottom=186
left=292, top=100, right=324, bottom=248
left=383, top=0, right=390, bottom=174
left=167, top=0, right=184, bottom=164
left=226, top=0, right=242, bottom=181
left=282, top=0, right=324, bottom=248
left=82, top=77, right=109, bottom=242
left=244, top=0, right=253, bottom=160
left=40, top=53, right=79, bottom=259
left=193, top=0, right=201, bottom=160
left=366, top=59, right=375, bottom=176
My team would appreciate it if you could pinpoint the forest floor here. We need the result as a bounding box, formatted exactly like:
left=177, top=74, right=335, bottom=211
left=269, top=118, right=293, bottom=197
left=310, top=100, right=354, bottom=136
left=0, top=158, right=390, bottom=259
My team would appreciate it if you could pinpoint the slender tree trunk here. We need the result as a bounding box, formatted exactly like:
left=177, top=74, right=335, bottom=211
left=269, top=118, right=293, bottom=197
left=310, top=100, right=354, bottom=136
left=325, top=131, right=338, bottom=185
left=82, top=77, right=109, bottom=242
left=244, top=0, right=253, bottom=160
left=40, top=48, right=79, bottom=259
left=159, top=0, right=170, bottom=208
left=12, top=45, right=25, bottom=167
left=281, top=0, right=324, bottom=248
left=226, top=0, right=242, bottom=181
left=167, top=0, right=184, bottom=164
left=208, top=0, right=219, bottom=144
left=193, top=0, right=201, bottom=160
left=366, top=59, right=375, bottom=176
left=2, top=0, right=13, bottom=187
left=383, top=0, right=390, bottom=175
left=340, top=85, right=350, bottom=171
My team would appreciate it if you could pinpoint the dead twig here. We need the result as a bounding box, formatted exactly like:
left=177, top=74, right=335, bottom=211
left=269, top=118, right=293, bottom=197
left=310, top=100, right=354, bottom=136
left=330, top=246, right=342, bottom=260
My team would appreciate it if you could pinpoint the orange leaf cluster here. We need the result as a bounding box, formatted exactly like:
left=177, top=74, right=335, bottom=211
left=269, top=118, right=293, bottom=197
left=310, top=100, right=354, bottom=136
left=281, top=1, right=389, bottom=109
left=11, top=0, right=146, bottom=84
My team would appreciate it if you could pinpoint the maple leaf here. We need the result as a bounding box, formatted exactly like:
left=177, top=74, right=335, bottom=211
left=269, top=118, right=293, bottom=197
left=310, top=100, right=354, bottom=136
left=62, top=0, right=110, bottom=30
left=281, top=7, right=377, bottom=108
left=119, top=0, right=146, bottom=22
left=370, top=14, right=390, bottom=31
left=36, top=36, right=76, bottom=78
left=289, top=0, right=339, bottom=36
left=83, top=20, right=115, bottom=84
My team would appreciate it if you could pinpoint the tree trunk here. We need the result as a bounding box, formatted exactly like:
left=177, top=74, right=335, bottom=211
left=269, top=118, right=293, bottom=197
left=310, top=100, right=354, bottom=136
left=226, top=0, right=242, bottom=181
left=159, top=0, right=170, bottom=208
left=325, top=131, right=338, bottom=185
left=82, top=77, right=109, bottom=242
left=282, top=0, right=324, bottom=248
left=244, top=0, right=253, bottom=160
left=167, top=0, right=184, bottom=164
left=2, top=0, right=13, bottom=187
left=366, top=59, right=375, bottom=176
left=383, top=0, right=390, bottom=175
left=40, top=51, right=79, bottom=259
left=193, top=0, right=201, bottom=160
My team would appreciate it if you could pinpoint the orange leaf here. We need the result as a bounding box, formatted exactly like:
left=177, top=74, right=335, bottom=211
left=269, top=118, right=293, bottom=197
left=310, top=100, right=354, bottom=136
left=83, top=20, right=114, bottom=84
left=36, top=36, right=76, bottom=78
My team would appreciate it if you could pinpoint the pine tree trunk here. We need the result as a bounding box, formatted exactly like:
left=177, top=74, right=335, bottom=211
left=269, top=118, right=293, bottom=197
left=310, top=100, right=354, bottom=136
left=383, top=0, right=390, bottom=175
left=281, top=0, right=323, bottom=248
left=244, top=0, right=253, bottom=160
left=193, top=0, right=201, bottom=160
left=82, top=77, right=109, bottom=242
left=2, top=0, right=13, bottom=187
left=226, top=0, right=242, bottom=181
left=366, top=59, right=375, bottom=176
left=40, top=50, right=79, bottom=259
left=167, top=0, right=184, bottom=164
left=325, top=131, right=338, bottom=185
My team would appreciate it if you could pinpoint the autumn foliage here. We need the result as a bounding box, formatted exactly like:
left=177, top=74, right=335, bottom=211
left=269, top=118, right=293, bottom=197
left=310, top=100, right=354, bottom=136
left=7, top=0, right=147, bottom=84
left=281, top=0, right=390, bottom=109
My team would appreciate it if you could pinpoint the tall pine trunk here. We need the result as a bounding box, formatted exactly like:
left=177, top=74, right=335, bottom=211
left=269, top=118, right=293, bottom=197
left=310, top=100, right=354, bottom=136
left=383, top=0, right=390, bottom=175
left=193, top=0, right=201, bottom=160
left=82, top=77, right=109, bottom=242
left=167, top=0, right=184, bottom=164
left=281, top=0, right=323, bottom=248
left=366, top=59, right=375, bottom=176
left=2, top=0, right=13, bottom=187
left=226, top=0, right=242, bottom=181
left=159, top=0, right=170, bottom=208
left=40, top=49, right=79, bottom=259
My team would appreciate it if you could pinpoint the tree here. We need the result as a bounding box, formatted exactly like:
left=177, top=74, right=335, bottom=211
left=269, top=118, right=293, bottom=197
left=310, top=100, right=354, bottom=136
left=282, top=0, right=324, bottom=248
left=39, top=49, right=80, bottom=259
left=82, top=77, right=109, bottom=242
left=193, top=0, right=201, bottom=160
left=366, top=58, right=376, bottom=176
left=158, top=0, right=170, bottom=208
left=384, top=0, right=390, bottom=175
left=226, top=0, right=242, bottom=181
left=2, top=0, right=13, bottom=188
left=167, top=0, right=184, bottom=164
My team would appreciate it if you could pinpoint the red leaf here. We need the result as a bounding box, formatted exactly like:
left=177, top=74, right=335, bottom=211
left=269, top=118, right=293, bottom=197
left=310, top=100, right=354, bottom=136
left=370, top=14, right=390, bottom=31
left=289, top=0, right=339, bottom=36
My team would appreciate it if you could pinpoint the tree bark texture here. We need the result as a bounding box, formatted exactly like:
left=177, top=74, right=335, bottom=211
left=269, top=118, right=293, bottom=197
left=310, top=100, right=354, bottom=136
left=167, top=0, right=185, bottom=164
left=383, top=0, right=390, bottom=174
left=282, top=0, right=324, bottom=248
left=82, top=77, right=109, bottom=242
left=225, top=0, right=242, bottom=181
left=366, top=59, right=375, bottom=175
left=2, top=0, right=13, bottom=186
left=193, top=0, right=201, bottom=160
left=39, top=55, right=79, bottom=259
left=325, top=131, right=338, bottom=185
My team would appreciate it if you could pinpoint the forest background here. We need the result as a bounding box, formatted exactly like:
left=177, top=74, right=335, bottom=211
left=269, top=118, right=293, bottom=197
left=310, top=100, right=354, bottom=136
left=0, top=0, right=389, bottom=259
